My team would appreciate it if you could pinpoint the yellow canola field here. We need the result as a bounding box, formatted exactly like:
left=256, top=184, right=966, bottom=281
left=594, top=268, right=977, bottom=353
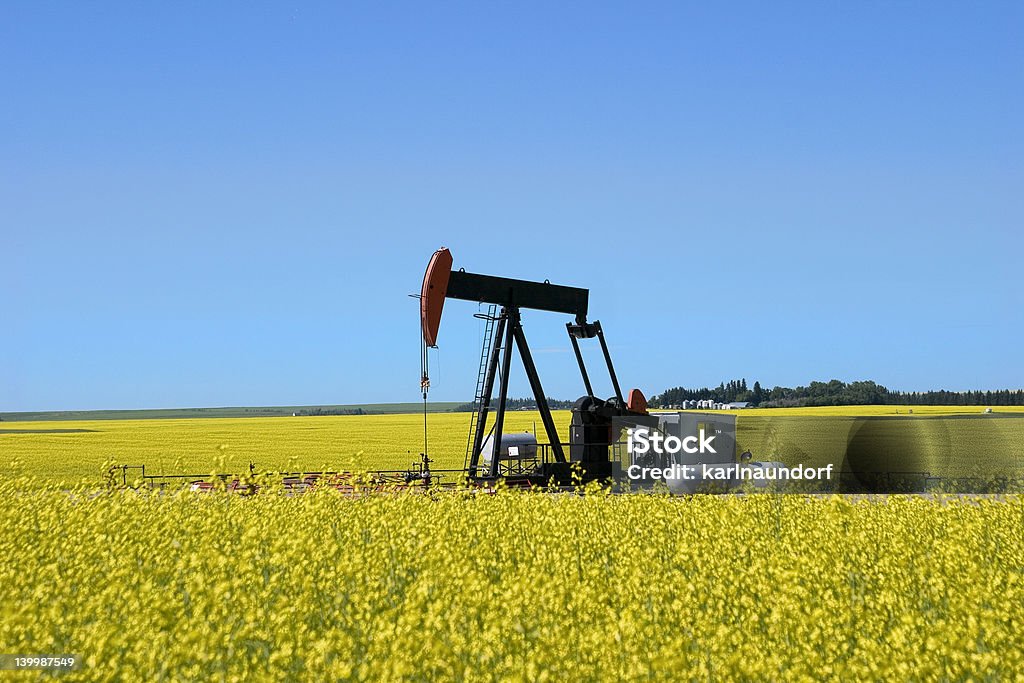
left=3, top=406, right=1024, bottom=483
left=1, top=484, right=1022, bottom=681
left=0, top=412, right=559, bottom=483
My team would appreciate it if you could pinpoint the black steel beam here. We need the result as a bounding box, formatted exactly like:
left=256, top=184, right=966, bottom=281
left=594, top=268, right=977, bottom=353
left=595, top=322, right=625, bottom=404
left=513, top=316, right=566, bottom=463
left=567, top=324, right=594, bottom=397
left=488, top=314, right=516, bottom=478
left=447, top=270, right=588, bottom=323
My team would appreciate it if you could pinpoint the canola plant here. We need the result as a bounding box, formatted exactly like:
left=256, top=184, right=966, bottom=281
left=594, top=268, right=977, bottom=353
left=1, top=478, right=1022, bottom=681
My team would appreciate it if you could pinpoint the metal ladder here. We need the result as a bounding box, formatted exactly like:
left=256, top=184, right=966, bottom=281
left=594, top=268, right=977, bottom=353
left=464, top=304, right=498, bottom=469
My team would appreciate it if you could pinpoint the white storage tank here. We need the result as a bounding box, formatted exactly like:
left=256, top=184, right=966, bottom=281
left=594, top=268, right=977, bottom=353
left=479, top=432, right=538, bottom=473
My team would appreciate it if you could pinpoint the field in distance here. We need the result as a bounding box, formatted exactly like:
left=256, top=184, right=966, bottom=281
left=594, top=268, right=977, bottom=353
left=1, top=412, right=549, bottom=483
left=3, top=405, right=1024, bottom=484
left=0, top=402, right=465, bottom=422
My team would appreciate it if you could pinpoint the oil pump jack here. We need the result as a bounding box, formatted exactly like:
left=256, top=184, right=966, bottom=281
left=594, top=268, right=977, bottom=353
left=420, top=247, right=650, bottom=485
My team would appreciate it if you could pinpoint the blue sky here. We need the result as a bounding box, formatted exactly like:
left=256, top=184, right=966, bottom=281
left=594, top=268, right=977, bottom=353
left=2, top=2, right=1022, bottom=411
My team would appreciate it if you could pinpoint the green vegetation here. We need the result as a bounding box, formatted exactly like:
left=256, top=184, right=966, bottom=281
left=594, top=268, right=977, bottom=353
left=654, top=378, right=1024, bottom=408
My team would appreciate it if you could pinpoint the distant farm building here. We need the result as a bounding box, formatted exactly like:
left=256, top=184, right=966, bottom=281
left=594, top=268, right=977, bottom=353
left=672, top=399, right=750, bottom=410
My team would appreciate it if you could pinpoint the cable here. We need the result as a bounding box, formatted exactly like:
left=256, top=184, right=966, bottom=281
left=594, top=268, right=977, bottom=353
left=420, top=336, right=430, bottom=462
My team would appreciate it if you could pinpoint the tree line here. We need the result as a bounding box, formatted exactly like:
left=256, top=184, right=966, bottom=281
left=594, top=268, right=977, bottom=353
left=449, top=380, right=1024, bottom=411
left=293, top=407, right=367, bottom=416
left=453, top=397, right=577, bottom=412
left=651, top=379, right=1024, bottom=408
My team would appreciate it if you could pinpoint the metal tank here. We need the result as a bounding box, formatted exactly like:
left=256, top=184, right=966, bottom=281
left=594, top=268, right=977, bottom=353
left=479, top=432, right=539, bottom=476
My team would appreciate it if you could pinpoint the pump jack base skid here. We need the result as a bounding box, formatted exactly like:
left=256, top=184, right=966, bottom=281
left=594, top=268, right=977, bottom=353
left=468, top=460, right=616, bottom=489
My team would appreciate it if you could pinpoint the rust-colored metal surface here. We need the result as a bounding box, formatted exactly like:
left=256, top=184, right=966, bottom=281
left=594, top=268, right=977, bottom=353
left=626, top=388, right=648, bottom=415
left=420, top=247, right=453, bottom=346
